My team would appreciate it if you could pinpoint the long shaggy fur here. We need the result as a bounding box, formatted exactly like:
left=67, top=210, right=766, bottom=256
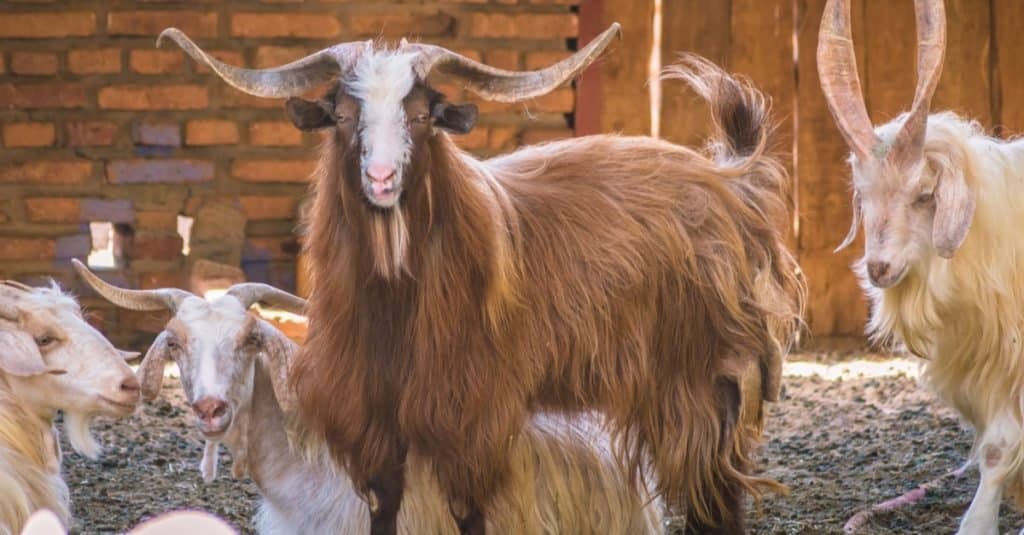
left=860, top=112, right=1024, bottom=503
left=292, top=54, right=803, bottom=530
left=0, top=384, right=68, bottom=535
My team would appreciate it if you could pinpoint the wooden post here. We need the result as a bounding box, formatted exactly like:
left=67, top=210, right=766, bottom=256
left=577, top=0, right=654, bottom=136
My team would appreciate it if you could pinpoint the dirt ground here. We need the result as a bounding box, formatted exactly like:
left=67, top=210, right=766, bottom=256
left=62, top=345, right=1024, bottom=534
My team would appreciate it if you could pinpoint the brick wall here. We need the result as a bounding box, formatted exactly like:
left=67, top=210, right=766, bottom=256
left=0, top=1, right=580, bottom=349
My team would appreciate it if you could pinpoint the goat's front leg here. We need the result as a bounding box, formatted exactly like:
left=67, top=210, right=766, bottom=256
left=958, top=413, right=1019, bottom=535
left=367, top=458, right=407, bottom=535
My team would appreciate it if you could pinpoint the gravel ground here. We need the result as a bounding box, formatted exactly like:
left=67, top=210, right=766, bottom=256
left=62, top=347, right=1024, bottom=534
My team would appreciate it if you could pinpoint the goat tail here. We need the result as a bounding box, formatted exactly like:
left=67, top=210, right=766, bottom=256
left=661, top=53, right=772, bottom=162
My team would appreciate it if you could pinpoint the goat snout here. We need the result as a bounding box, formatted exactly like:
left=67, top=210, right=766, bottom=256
left=865, top=259, right=907, bottom=289
left=867, top=261, right=890, bottom=283
left=366, top=163, right=396, bottom=183
left=192, top=396, right=231, bottom=435
left=121, top=374, right=141, bottom=395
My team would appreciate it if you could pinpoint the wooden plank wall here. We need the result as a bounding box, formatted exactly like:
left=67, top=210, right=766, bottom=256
left=581, top=0, right=1024, bottom=338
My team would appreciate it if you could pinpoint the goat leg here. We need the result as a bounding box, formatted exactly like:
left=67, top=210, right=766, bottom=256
left=367, top=462, right=406, bottom=535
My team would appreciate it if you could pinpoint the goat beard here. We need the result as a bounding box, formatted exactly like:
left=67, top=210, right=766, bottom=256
left=367, top=206, right=410, bottom=279
left=64, top=411, right=101, bottom=460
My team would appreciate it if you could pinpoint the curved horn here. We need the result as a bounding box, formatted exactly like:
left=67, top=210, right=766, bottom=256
left=72, top=259, right=191, bottom=312
left=886, top=0, right=946, bottom=167
left=225, top=283, right=307, bottom=314
left=158, top=28, right=364, bottom=98
left=1, top=280, right=33, bottom=293
left=817, top=0, right=879, bottom=161
left=405, top=22, right=621, bottom=103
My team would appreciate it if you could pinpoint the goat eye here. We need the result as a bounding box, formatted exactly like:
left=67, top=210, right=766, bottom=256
left=166, top=339, right=179, bottom=351
left=914, top=192, right=935, bottom=206
left=337, top=115, right=351, bottom=125
left=35, top=335, right=55, bottom=348
left=412, top=113, right=429, bottom=124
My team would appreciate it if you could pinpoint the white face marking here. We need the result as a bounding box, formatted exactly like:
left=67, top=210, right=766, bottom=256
left=347, top=51, right=418, bottom=208
left=177, top=296, right=250, bottom=402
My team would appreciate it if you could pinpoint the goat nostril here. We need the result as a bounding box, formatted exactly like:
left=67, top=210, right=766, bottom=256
left=366, top=163, right=396, bottom=182
left=211, top=403, right=227, bottom=418
left=867, top=261, right=890, bottom=281
left=121, top=376, right=141, bottom=393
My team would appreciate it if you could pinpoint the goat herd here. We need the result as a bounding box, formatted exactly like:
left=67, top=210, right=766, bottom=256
left=2, top=0, right=1022, bottom=533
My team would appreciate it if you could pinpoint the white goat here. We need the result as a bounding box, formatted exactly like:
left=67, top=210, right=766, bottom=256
left=73, top=260, right=665, bottom=535
left=0, top=281, right=140, bottom=535
left=818, top=0, right=1024, bottom=533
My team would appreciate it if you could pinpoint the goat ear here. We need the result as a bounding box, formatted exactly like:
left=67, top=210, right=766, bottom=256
left=137, top=331, right=171, bottom=400
left=284, top=97, right=334, bottom=132
left=0, top=330, right=60, bottom=377
left=835, top=190, right=862, bottom=253
left=432, top=101, right=478, bottom=134
left=257, top=322, right=297, bottom=413
left=932, top=164, right=975, bottom=259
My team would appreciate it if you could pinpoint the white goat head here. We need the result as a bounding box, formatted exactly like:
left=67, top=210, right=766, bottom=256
left=156, top=24, right=619, bottom=211
left=818, top=0, right=973, bottom=289
left=72, top=261, right=305, bottom=455
left=0, top=280, right=140, bottom=459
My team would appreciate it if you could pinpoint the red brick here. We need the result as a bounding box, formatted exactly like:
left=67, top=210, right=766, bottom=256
left=0, top=238, right=55, bottom=261
left=66, top=122, right=119, bottom=147
left=186, top=120, right=239, bottom=146
left=533, top=87, right=574, bottom=113
left=525, top=50, right=571, bottom=70
left=106, top=160, right=214, bottom=184
left=98, top=85, right=208, bottom=110
left=468, top=13, right=577, bottom=38
left=135, top=211, right=180, bottom=232
left=139, top=271, right=182, bottom=290
left=348, top=11, right=455, bottom=37
left=3, top=122, right=55, bottom=148
left=129, top=233, right=183, bottom=261
left=254, top=46, right=310, bottom=68
left=240, top=196, right=299, bottom=220
left=24, top=198, right=79, bottom=224
left=130, top=50, right=184, bottom=74
left=485, top=50, right=519, bottom=70
left=68, top=49, right=122, bottom=75
left=0, top=161, right=93, bottom=185
left=10, top=52, right=58, bottom=75
left=0, top=83, right=86, bottom=109
left=521, top=128, right=573, bottom=144
left=0, top=13, right=95, bottom=38
left=230, top=13, right=340, bottom=38
left=249, top=121, right=302, bottom=146
left=108, top=11, right=218, bottom=37
left=232, top=160, right=315, bottom=183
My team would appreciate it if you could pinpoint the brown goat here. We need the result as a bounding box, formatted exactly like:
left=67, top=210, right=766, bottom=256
left=161, top=25, right=804, bottom=535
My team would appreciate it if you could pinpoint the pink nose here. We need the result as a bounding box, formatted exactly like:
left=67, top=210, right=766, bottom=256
left=192, top=396, right=228, bottom=423
left=366, top=163, right=395, bottom=182
left=867, top=261, right=890, bottom=283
